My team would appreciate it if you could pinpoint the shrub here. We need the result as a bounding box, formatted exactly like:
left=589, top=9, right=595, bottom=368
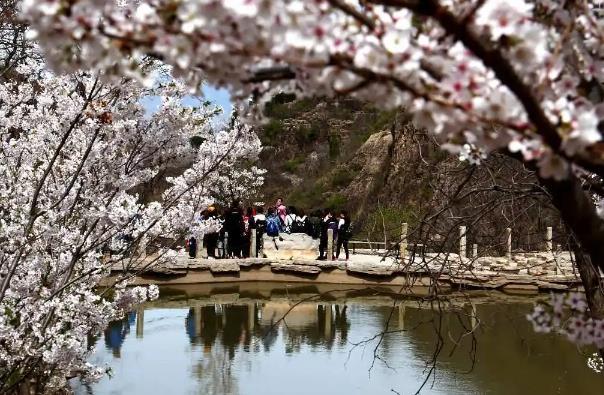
left=262, top=119, right=285, bottom=144
left=284, top=156, right=304, bottom=173
left=331, top=168, right=355, bottom=188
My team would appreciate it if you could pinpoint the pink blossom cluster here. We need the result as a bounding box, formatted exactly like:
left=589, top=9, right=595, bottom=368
left=19, top=0, right=604, bottom=179
left=527, top=292, right=604, bottom=367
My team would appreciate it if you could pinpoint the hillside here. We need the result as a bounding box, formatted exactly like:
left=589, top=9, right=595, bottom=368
left=257, top=95, right=397, bottom=208
left=256, top=96, right=564, bottom=251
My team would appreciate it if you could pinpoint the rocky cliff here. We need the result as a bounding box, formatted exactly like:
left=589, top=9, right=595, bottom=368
left=256, top=95, right=398, bottom=209
left=257, top=96, right=564, bottom=252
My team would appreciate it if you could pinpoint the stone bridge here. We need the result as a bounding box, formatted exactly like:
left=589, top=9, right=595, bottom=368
left=105, top=233, right=593, bottom=293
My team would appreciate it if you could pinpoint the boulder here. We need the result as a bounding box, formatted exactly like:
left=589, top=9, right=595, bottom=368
left=187, top=260, right=212, bottom=270
left=270, top=262, right=321, bottom=275
left=263, top=233, right=320, bottom=260
left=209, top=261, right=240, bottom=273
left=238, top=258, right=266, bottom=267
left=347, top=261, right=395, bottom=276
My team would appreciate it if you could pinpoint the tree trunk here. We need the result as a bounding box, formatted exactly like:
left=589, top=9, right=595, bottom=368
left=539, top=173, right=604, bottom=319
left=571, top=242, right=604, bottom=319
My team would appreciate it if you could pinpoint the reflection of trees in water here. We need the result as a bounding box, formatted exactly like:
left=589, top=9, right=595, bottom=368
left=186, top=305, right=254, bottom=358
left=191, top=341, right=239, bottom=395
left=184, top=303, right=351, bottom=357
left=103, top=312, right=136, bottom=358
left=282, top=305, right=350, bottom=353
left=180, top=302, right=352, bottom=394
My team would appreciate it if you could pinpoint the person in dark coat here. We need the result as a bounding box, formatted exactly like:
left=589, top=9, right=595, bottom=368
left=253, top=206, right=267, bottom=256
left=317, top=209, right=337, bottom=260
left=336, top=210, right=351, bottom=261
left=224, top=199, right=244, bottom=258
left=242, top=207, right=256, bottom=258
left=188, top=236, right=197, bottom=259
left=307, top=210, right=322, bottom=239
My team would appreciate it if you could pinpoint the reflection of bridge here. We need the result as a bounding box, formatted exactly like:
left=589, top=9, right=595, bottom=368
left=129, top=283, right=546, bottom=342
left=110, top=288, right=542, bottom=359
left=105, top=226, right=599, bottom=294
left=129, top=300, right=352, bottom=352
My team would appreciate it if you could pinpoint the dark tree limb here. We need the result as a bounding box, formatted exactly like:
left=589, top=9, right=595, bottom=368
left=538, top=172, right=604, bottom=319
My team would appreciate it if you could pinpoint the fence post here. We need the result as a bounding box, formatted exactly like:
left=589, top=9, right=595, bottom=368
left=136, top=307, right=144, bottom=338
left=224, top=231, right=229, bottom=258
left=327, top=229, right=334, bottom=260
left=545, top=226, right=553, bottom=253
left=459, top=225, right=467, bottom=259
left=248, top=303, right=255, bottom=330
left=250, top=228, right=257, bottom=258
left=398, top=304, right=405, bottom=330
left=472, top=243, right=478, bottom=258
left=324, top=304, right=332, bottom=338
left=400, top=222, right=408, bottom=261
left=506, top=228, right=513, bottom=263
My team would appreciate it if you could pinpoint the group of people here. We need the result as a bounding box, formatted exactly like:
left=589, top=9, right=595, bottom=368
left=189, top=200, right=259, bottom=259
left=187, top=197, right=353, bottom=261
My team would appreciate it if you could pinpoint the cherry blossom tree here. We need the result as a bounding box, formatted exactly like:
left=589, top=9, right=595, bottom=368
left=20, top=0, right=604, bottom=337
left=13, top=0, right=604, bottom=378
left=0, top=53, right=264, bottom=391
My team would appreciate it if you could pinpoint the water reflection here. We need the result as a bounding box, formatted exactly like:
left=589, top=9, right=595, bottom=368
left=80, top=286, right=604, bottom=395
left=103, top=311, right=136, bottom=358
left=182, top=303, right=350, bottom=356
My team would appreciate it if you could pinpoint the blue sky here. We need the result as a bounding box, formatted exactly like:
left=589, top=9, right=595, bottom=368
left=199, top=84, right=232, bottom=116
left=141, top=84, right=232, bottom=125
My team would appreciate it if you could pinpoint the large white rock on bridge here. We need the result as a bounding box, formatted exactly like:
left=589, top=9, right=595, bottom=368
left=263, top=233, right=320, bottom=260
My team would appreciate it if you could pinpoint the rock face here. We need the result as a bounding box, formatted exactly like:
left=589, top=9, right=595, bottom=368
left=263, top=233, right=320, bottom=260
left=209, top=261, right=240, bottom=273
left=346, top=260, right=396, bottom=276
left=344, top=131, right=392, bottom=203
left=271, top=262, right=321, bottom=275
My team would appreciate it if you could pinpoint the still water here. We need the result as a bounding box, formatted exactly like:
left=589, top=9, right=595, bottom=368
left=73, top=284, right=604, bottom=395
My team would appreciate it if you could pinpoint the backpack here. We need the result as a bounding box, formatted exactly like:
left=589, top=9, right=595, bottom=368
left=284, top=214, right=296, bottom=233
left=256, top=219, right=266, bottom=235
left=291, top=217, right=306, bottom=233
left=308, top=217, right=321, bottom=238
left=266, top=216, right=280, bottom=237
left=344, top=221, right=354, bottom=239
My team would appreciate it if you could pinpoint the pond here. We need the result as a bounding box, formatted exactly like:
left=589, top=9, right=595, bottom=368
left=72, top=284, right=604, bottom=395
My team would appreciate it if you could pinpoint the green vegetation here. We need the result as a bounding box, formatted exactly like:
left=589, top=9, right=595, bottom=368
left=287, top=181, right=327, bottom=210
left=294, top=120, right=324, bottom=146
left=328, top=134, right=340, bottom=159
left=262, top=119, right=286, bottom=144
left=264, top=94, right=321, bottom=119
left=284, top=156, right=305, bottom=173
left=324, top=193, right=347, bottom=210
left=349, top=108, right=398, bottom=146
left=330, top=167, right=355, bottom=188
left=356, top=206, right=418, bottom=242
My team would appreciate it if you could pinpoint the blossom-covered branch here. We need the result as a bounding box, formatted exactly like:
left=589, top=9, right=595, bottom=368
left=0, top=60, right=263, bottom=391
left=20, top=0, right=604, bottom=178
